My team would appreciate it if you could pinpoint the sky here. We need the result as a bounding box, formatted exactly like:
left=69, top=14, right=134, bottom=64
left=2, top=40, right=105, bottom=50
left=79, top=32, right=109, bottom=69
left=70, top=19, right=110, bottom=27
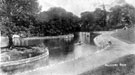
left=38, top=0, right=135, bottom=17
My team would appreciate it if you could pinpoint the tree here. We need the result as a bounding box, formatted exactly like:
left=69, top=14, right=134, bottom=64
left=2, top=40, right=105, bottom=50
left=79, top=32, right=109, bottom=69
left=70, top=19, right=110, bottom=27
left=0, top=0, right=40, bottom=35
left=94, top=8, right=108, bottom=31
left=80, top=11, right=95, bottom=31
left=109, top=4, right=135, bottom=29
left=80, top=7, right=110, bottom=31
left=37, top=7, right=80, bottom=36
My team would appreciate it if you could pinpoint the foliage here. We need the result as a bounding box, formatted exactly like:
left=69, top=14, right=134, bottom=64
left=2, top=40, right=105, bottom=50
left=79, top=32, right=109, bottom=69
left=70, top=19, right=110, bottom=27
left=80, top=8, right=108, bottom=31
left=1, top=1, right=135, bottom=37
left=109, top=4, right=135, bottom=29
left=80, top=4, right=135, bottom=31
left=37, top=7, right=80, bottom=36
left=80, top=11, right=95, bottom=31
left=0, top=0, right=40, bottom=36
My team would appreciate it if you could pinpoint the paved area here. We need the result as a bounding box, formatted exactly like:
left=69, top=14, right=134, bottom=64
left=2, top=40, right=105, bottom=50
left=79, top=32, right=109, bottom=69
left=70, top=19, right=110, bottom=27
left=18, top=32, right=135, bottom=75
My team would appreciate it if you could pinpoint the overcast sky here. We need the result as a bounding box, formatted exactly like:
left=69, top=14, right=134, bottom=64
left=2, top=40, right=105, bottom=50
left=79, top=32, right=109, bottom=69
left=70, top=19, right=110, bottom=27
left=38, top=0, right=135, bottom=17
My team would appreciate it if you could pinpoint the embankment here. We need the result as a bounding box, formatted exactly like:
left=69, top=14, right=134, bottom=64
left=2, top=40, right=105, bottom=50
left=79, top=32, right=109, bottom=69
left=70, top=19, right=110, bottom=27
left=0, top=48, right=49, bottom=74
left=13, top=34, right=74, bottom=46
left=80, top=54, right=135, bottom=75
left=112, top=27, right=135, bottom=44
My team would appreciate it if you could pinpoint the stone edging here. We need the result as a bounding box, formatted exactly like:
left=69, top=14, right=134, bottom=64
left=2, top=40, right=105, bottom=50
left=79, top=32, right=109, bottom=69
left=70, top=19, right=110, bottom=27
left=0, top=48, right=49, bottom=67
left=25, top=34, right=74, bottom=40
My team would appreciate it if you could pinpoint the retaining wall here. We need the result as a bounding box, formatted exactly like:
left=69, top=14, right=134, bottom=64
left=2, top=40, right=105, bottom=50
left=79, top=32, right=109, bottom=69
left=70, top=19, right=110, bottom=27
left=1, top=32, right=100, bottom=47
left=13, top=34, right=74, bottom=46
left=79, top=32, right=91, bottom=44
left=1, top=48, right=49, bottom=74
left=93, top=35, right=110, bottom=49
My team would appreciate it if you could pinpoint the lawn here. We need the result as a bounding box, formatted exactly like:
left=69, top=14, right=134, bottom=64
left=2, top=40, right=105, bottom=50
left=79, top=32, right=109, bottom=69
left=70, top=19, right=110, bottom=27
left=111, top=28, right=135, bottom=44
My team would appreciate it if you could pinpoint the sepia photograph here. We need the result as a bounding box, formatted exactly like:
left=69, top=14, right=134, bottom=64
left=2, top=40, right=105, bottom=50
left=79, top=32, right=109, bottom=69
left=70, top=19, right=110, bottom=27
left=0, top=0, right=135, bottom=75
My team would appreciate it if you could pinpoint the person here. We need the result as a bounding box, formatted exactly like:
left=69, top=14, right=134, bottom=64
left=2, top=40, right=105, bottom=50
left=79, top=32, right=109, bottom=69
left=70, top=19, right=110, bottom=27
left=123, top=26, right=128, bottom=30
left=7, top=33, right=13, bottom=49
left=108, top=40, right=112, bottom=45
left=20, top=33, right=25, bottom=46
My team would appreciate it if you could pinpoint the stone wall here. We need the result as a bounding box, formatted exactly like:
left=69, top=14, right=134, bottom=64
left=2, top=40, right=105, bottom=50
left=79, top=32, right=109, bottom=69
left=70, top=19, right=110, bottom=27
left=93, top=35, right=110, bottom=49
left=13, top=34, right=74, bottom=46
left=1, top=48, right=49, bottom=74
left=1, top=32, right=100, bottom=47
left=79, top=32, right=91, bottom=44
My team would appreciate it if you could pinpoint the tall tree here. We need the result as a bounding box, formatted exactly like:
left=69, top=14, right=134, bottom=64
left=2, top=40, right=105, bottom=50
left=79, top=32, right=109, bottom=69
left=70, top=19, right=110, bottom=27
left=109, top=4, right=135, bottom=29
left=37, top=7, right=80, bottom=36
left=0, top=0, right=40, bottom=35
left=80, top=11, right=95, bottom=31
left=94, top=8, right=108, bottom=31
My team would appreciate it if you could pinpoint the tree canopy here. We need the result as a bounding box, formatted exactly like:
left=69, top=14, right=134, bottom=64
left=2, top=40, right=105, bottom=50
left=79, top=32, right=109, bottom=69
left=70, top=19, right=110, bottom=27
left=80, top=3, right=135, bottom=31
left=109, top=4, right=135, bottom=28
left=37, top=7, right=80, bottom=36
left=0, top=0, right=40, bottom=36
left=1, top=1, right=135, bottom=36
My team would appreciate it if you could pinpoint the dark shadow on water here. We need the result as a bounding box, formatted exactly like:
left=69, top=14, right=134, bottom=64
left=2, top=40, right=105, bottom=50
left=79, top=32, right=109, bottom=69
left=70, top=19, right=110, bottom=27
left=43, top=37, right=75, bottom=59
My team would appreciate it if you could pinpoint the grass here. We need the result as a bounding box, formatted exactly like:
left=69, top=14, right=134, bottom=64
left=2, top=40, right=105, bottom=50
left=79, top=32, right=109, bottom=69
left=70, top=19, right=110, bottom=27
left=80, top=54, right=135, bottom=75
left=111, top=28, right=135, bottom=44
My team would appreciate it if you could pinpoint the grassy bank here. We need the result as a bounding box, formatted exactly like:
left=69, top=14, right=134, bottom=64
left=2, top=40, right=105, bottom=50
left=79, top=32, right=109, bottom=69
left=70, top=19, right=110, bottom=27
left=111, top=28, right=135, bottom=44
left=80, top=54, right=135, bottom=75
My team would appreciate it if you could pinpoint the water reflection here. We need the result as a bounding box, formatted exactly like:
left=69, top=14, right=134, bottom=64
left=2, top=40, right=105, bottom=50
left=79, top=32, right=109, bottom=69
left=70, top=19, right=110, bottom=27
left=43, top=36, right=75, bottom=64
left=43, top=32, right=98, bottom=65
